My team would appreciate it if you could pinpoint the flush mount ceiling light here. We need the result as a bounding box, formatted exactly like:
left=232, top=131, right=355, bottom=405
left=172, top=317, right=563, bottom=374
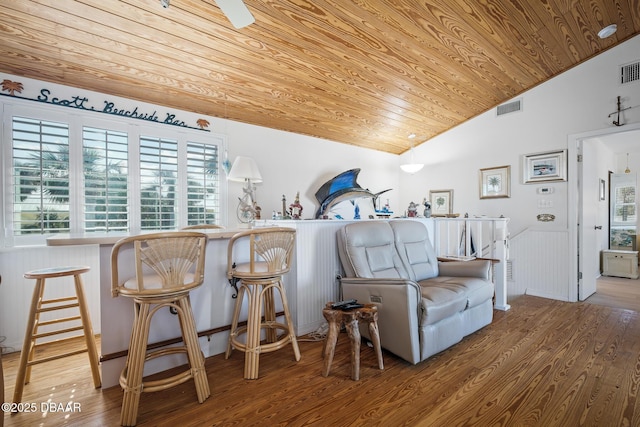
left=598, top=24, right=617, bottom=39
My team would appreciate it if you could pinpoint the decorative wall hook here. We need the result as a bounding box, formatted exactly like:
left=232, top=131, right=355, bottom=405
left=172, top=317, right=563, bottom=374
left=608, top=96, right=632, bottom=126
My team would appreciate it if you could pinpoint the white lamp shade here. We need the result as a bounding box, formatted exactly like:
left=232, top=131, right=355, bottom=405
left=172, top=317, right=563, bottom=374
left=227, top=156, right=263, bottom=182
left=400, top=163, right=424, bottom=174
left=400, top=146, right=424, bottom=174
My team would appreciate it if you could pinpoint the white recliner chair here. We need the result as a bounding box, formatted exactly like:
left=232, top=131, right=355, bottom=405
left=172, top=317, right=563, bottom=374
left=337, top=220, right=494, bottom=364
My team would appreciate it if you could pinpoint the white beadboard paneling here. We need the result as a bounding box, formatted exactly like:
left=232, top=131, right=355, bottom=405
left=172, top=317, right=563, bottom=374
left=285, top=220, right=347, bottom=335
left=0, top=245, right=100, bottom=352
left=510, top=229, right=570, bottom=301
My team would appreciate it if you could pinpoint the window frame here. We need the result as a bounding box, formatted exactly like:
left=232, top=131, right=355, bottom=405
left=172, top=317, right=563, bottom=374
left=1, top=99, right=227, bottom=247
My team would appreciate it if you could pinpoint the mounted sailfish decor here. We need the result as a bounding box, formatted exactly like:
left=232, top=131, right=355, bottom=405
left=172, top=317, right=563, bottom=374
left=314, top=169, right=391, bottom=219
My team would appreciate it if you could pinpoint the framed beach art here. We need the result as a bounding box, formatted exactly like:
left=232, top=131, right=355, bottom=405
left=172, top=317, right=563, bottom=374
left=479, top=165, right=511, bottom=199
left=429, top=189, right=453, bottom=216
left=522, top=149, right=567, bottom=184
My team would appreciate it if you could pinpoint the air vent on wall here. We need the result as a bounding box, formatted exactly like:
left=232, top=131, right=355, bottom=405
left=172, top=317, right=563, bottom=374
left=496, top=99, right=522, bottom=116
left=621, top=61, right=640, bottom=84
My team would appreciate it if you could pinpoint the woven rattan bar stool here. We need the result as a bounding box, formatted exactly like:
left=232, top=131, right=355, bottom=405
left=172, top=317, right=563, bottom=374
left=12, top=266, right=101, bottom=404
left=226, top=227, right=301, bottom=379
left=111, top=232, right=210, bottom=426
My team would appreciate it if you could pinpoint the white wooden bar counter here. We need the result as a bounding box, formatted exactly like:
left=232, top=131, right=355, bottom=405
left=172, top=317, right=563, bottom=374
left=45, top=217, right=509, bottom=388
left=46, top=220, right=361, bottom=388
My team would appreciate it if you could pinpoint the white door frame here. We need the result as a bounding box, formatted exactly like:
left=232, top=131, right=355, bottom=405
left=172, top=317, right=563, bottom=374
left=568, top=122, right=640, bottom=302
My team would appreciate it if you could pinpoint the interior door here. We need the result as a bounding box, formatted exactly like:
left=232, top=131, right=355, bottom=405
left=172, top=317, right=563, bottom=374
left=578, top=141, right=600, bottom=300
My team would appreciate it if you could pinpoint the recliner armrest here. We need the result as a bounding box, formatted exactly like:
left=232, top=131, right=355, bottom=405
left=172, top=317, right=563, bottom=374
left=340, top=276, right=420, bottom=290
left=340, top=276, right=423, bottom=364
left=437, top=260, right=491, bottom=280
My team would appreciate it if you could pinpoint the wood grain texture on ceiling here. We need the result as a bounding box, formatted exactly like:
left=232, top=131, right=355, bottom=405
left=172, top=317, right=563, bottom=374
left=1, top=0, right=639, bottom=154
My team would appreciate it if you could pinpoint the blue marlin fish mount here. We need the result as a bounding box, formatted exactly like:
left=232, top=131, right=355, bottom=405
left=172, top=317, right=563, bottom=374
left=314, top=168, right=391, bottom=218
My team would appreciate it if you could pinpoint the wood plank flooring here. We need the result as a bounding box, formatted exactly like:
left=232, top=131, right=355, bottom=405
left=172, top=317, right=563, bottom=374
left=585, top=275, right=640, bottom=311
left=3, top=294, right=640, bottom=426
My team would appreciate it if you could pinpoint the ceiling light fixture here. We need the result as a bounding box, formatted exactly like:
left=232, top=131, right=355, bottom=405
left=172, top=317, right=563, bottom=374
left=400, top=135, right=424, bottom=174
left=598, top=24, right=617, bottom=39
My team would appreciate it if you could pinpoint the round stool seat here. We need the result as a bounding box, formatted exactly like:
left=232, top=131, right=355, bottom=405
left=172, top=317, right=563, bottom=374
left=24, top=266, right=90, bottom=279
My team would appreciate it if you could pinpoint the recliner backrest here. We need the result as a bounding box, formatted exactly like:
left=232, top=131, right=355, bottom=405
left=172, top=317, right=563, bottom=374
left=390, top=220, right=439, bottom=281
left=337, top=221, right=409, bottom=279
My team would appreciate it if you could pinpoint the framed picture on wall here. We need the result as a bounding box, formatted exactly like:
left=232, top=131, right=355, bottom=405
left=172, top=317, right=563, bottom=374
left=429, top=189, right=453, bottom=216
left=479, top=165, right=511, bottom=199
left=522, top=149, right=567, bottom=184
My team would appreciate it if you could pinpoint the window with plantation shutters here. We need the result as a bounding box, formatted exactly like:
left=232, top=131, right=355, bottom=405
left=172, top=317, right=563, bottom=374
left=139, top=136, right=179, bottom=230
left=12, top=116, right=70, bottom=234
left=186, top=142, right=220, bottom=226
left=83, top=127, right=129, bottom=232
left=3, top=102, right=226, bottom=246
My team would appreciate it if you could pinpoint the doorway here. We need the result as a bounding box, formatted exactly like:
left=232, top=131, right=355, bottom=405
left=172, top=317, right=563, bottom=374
left=569, top=123, right=640, bottom=304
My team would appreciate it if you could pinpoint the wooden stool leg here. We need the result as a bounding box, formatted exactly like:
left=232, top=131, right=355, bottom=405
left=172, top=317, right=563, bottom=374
left=73, top=273, right=101, bottom=388
left=344, top=314, right=361, bottom=381
left=226, top=285, right=245, bottom=359
left=120, top=301, right=151, bottom=427
left=244, top=284, right=262, bottom=379
left=176, top=295, right=210, bottom=402
left=25, top=277, right=47, bottom=385
left=276, top=280, right=301, bottom=362
left=368, top=317, right=384, bottom=370
left=263, top=285, right=277, bottom=343
left=12, top=278, right=44, bottom=404
left=321, top=313, right=341, bottom=377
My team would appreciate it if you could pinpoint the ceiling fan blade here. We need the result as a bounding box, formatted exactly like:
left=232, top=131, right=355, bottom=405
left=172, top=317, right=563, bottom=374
left=214, top=0, right=255, bottom=29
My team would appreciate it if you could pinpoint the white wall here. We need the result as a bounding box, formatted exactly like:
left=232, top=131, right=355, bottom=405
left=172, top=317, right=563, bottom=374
left=400, top=35, right=640, bottom=236
left=223, top=121, right=399, bottom=222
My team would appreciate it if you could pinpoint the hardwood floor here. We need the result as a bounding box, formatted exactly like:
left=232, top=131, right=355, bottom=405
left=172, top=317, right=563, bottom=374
left=3, top=294, right=640, bottom=426
left=586, top=275, right=640, bottom=311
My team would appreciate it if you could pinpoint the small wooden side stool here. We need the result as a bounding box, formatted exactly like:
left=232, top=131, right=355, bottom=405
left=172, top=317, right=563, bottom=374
left=13, top=266, right=101, bottom=404
left=321, top=303, right=384, bottom=380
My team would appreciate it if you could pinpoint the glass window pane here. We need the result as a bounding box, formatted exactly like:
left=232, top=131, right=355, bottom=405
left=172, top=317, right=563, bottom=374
left=140, top=136, right=178, bottom=230
left=12, top=117, right=70, bottom=235
left=83, top=127, right=129, bottom=232
left=186, top=142, right=220, bottom=226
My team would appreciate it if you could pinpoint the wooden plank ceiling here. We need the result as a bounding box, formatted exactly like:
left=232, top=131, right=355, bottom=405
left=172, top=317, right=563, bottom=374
left=1, top=0, right=639, bottom=154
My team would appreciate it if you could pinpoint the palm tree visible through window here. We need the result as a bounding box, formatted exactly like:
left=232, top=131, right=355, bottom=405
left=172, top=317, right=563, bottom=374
left=12, top=117, right=70, bottom=234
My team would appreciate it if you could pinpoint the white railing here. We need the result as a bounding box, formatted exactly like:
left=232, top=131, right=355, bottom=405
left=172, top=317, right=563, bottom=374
left=432, top=217, right=510, bottom=310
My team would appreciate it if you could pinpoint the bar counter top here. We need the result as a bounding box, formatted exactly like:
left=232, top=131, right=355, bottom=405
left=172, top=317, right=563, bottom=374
left=46, top=228, right=243, bottom=246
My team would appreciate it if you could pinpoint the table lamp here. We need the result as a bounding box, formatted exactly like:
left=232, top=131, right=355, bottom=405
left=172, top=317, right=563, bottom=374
left=227, top=156, right=263, bottom=223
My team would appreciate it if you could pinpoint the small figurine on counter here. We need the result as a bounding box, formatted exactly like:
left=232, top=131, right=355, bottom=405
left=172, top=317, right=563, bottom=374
left=423, top=198, right=431, bottom=218
left=375, top=198, right=393, bottom=217
left=407, top=201, right=418, bottom=217
left=289, top=191, right=303, bottom=219
left=281, top=195, right=291, bottom=219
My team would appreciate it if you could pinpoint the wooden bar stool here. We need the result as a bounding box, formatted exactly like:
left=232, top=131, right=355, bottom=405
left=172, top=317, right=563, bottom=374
left=12, top=266, right=101, bottom=404
left=111, top=232, right=210, bottom=426
left=226, top=228, right=301, bottom=379
left=322, top=303, right=384, bottom=380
